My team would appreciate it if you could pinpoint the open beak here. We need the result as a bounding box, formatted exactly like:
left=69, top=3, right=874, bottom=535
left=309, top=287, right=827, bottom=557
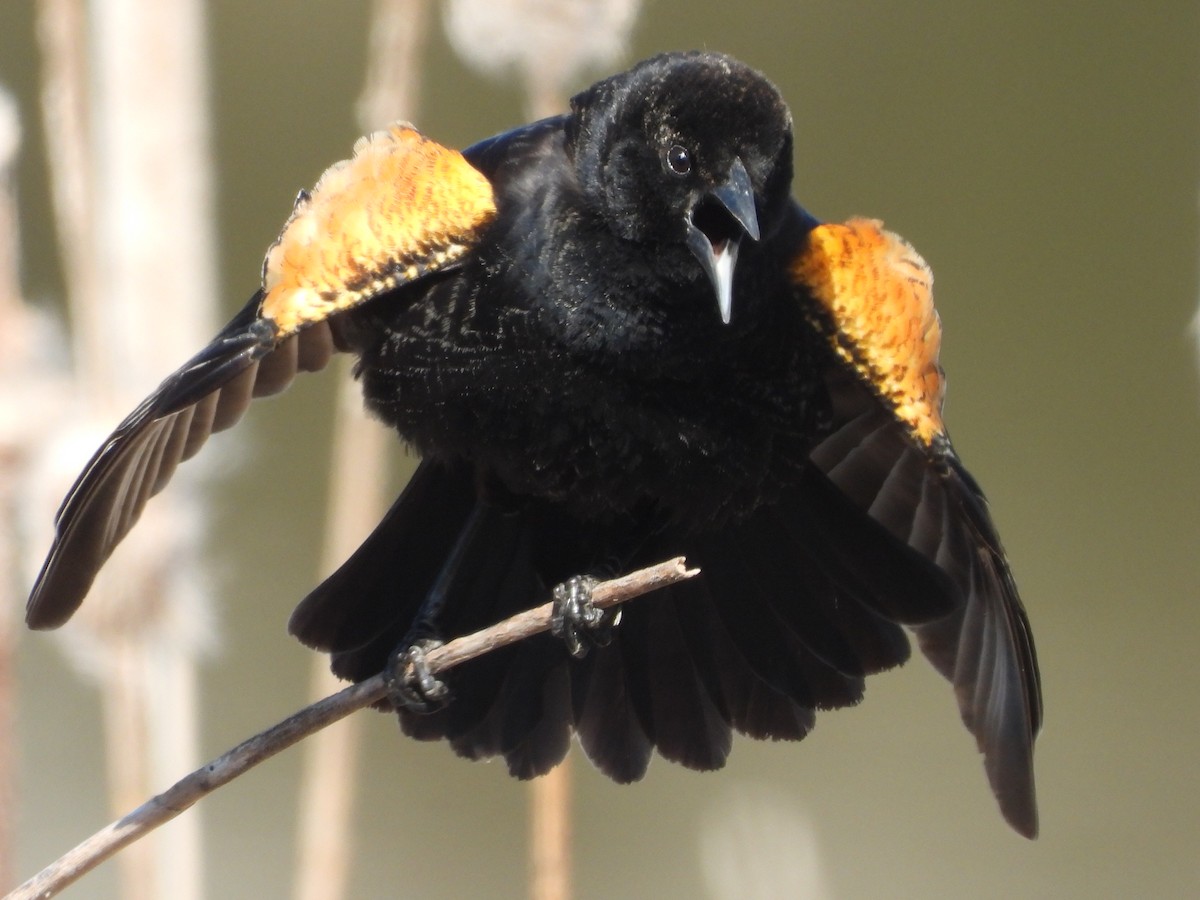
left=685, top=157, right=761, bottom=324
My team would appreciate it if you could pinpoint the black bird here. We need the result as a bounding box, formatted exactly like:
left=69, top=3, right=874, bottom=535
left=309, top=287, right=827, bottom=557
left=27, top=52, right=1041, bottom=836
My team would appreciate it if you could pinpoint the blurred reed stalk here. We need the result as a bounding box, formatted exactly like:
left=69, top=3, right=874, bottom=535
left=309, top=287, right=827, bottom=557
left=292, top=4, right=430, bottom=900
left=302, top=2, right=643, bottom=896
left=443, top=0, right=641, bottom=119
left=34, top=0, right=218, bottom=897
left=699, top=786, right=832, bottom=900
left=0, top=85, right=31, bottom=895
left=529, top=762, right=571, bottom=900
left=441, top=2, right=640, bottom=896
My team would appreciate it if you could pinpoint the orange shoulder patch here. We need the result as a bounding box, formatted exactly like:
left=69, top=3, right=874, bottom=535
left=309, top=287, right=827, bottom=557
left=260, top=123, right=497, bottom=335
left=792, top=218, right=945, bottom=446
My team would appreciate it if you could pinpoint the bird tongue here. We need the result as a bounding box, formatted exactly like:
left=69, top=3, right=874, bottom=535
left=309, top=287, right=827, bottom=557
left=686, top=220, right=743, bottom=325
left=710, top=236, right=739, bottom=325
left=687, top=157, right=758, bottom=324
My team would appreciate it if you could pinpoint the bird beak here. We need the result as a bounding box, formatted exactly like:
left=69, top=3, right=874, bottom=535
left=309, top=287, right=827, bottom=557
left=686, top=157, right=761, bottom=324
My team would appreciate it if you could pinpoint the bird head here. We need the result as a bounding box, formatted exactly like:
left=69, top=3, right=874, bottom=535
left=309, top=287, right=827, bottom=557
left=568, top=51, right=794, bottom=324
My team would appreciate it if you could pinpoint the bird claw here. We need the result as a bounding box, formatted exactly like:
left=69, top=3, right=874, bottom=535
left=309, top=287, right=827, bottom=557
left=551, top=575, right=619, bottom=658
left=385, top=638, right=450, bottom=713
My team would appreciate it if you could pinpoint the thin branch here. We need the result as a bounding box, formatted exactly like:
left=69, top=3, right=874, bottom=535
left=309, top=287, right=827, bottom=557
left=8, top=558, right=698, bottom=900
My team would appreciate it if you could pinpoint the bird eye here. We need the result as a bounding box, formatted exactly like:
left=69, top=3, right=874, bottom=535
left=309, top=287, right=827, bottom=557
left=665, top=144, right=692, bottom=176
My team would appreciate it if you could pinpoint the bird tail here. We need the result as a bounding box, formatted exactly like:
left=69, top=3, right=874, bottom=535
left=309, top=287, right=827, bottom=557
left=289, top=458, right=580, bottom=776
left=289, top=459, right=485, bottom=676
left=289, top=458, right=931, bottom=783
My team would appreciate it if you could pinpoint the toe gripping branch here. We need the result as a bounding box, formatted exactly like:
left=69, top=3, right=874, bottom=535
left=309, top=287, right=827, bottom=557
left=384, top=573, right=625, bottom=713
left=551, top=575, right=619, bottom=658
left=385, top=638, right=450, bottom=714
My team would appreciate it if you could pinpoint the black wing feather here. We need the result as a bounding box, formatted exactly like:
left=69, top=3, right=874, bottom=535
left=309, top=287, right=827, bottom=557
left=809, top=370, right=1042, bottom=837
left=26, top=293, right=341, bottom=629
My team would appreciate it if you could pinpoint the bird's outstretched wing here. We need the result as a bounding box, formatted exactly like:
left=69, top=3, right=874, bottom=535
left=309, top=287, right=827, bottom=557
left=790, top=217, right=1042, bottom=837
left=27, top=124, right=497, bottom=629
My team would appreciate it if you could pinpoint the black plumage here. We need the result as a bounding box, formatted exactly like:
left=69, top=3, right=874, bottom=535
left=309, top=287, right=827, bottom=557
left=27, top=52, right=1041, bottom=836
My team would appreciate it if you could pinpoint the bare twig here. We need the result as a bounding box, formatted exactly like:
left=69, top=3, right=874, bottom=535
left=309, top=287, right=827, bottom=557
left=9, top=558, right=697, bottom=900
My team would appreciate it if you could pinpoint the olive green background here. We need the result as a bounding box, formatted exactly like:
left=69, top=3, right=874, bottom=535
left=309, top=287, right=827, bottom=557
left=4, top=1, right=1198, bottom=897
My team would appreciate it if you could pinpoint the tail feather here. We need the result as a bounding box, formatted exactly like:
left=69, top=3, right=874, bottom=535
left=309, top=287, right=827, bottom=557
left=663, top=575, right=814, bottom=742
left=437, top=644, right=571, bottom=779
left=572, top=634, right=655, bottom=782
left=407, top=516, right=551, bottom=749
left=775, top=467, right=958, bottom=625
left=495, top=647, right=573, bottom=778
left=689, top=534, right=857, bottom=712
left=288, top=459, right=477, bottom=662
left=293, top=454, right=994, bottom=788
left=729, top=513, right=866, bottom=678
left=617, top=589, right=733, bottom=772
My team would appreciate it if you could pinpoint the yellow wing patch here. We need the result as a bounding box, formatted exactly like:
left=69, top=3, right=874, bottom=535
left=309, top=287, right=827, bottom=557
left=260, top=124, right=497, bottom=336
left=793, top=218, right=946, bottom=446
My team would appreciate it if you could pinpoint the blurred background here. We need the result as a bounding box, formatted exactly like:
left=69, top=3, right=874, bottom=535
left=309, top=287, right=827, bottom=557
left=2, top=1, right=1198, bottom=898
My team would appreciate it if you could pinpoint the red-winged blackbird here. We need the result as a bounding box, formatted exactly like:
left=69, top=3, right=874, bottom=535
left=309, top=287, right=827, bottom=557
left=27, top=51, right=1041, bottom=836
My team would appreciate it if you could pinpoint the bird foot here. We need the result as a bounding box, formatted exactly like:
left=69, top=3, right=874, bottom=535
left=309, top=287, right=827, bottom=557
left=385, top=638, right=450, bottom=713
left=551, top=575, right=619, bottom=658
